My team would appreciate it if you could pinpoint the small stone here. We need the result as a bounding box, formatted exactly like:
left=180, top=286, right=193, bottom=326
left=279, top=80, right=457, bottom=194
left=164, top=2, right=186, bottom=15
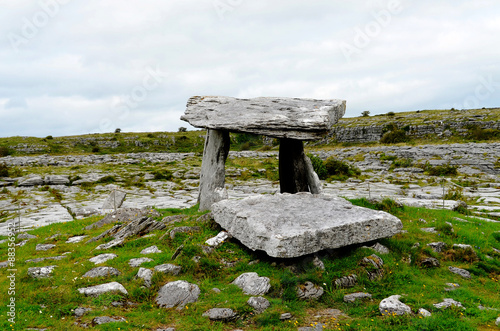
left=101, top=190, right=127, bottom=210
left=111, top=301, right=124, bottom=307
left=202, top=308, right=238, bottom=321
left=16, top=240, right=28, bottom=247
left=205, top=231, right=229, bottom=247
left=247, top=296, right=270, bottom=314
left=427, top=242, right=447, bottom=253
left=379, top=295, right=412, bottom=316
left=155, top=280, right=200, bottom=310
left=36, top=244, right=56, bottom=251
left=280, top=313, right=292, bottom=320
left=89, top=254, right=117, bottom=265
left=420, top=227, right=437, bottom=233
left=418, top=308, right=432, bottom=317
left=312, top=256, right=325, bottom=270
left=496, top=317, right=500, bottom=326
left=444, top=283, right=460, bottom=291
left=370, top=242, right=390, bottom=254
left=128, top=257, right=153, bottom=267
left=82, top=267, right=121, bottom=278
left=18, top=233, right=37, bottom=240
left=411, top=242, right=420, bottom=249
left=28, top=266, right=56, bottom=279
left=334, top=274, right=357, bottom=288
left=433, top=298, right=465, bottom=309
left=92, top=316, right=126, bottom=325
left=297, top=281, right=324, bottom=300
left=78, top=282, right=128, bottom=297
left=96, top=239, right=124, bottom=250
left=421, top=257, right=440, bottom=268
left=344, top=292, right=372, bottom=303
left=74, top=307, right=91, bottom=317
left=212, top=288, right=221, bottom=293
left=154, top=264, right=182, bottom=276
left=136, top=268, right=153, bottom=287
left=141, top=246, right=162, bottom=254
left=449, top=266, right=471, bottom=279
left=232, top=272, right=271, bottom=296
left=0, top=261, right=8, bottom=268
left=66, top=236, right=88, bottom=244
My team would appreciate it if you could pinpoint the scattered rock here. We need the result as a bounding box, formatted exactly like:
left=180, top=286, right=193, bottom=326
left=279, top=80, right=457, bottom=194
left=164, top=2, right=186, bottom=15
left=344, top=292, right=372, bottom=303
left=0, top=261, right=9, bottom=268
left=232, top=272, right=271, bottom=296
left=202, top=308, right=238, bottom=321
left=418, top=308, right=432, bottom=317
left=247, top=296, right=270, bottom=314
left=427, top=242, right=447, bottom=253
left=18, top=233, right=37, bottom=240
left=154, top=264, right=182, bottom=276
left=82, top=267, right=121, bottom=278
left=312, top=256, right=325, bottom=270
left=297, top=281, right=324, bottom=300
left=360, top=254, right=384, bottom=280
left=379, top=295, right=412, bottom=316
left=171, top=245, right=184, bottom=260
left=95, top=238, right=124, bottom=250
left=212, top=288, right=221, bottom=293
left=16, top=240, right=28, bottom=247
left=28, top=266, right=56, bottom=279
left=421, top=257, right=440, bottom=268
left=92, top=316, right=126, bottom=325
left=74, top=307, right=91, bottom=318
left=205, top=231, right=229, bottom=247
left=136, top=268, right=153, bottom=287
left=496, top=317, right=500, bottom=326
left=26, top=255, right=67, bottom=263
left=78, top=282, right=128, bottom=297
left=141, top=245, right=162, bottom=254
left=84, top=208, right=161, bottom=230
left=444, top=283, right=460, bottom=291
left=36, top=244, right=56, bottom=251
left=129, top=258, right=153, bottom=267
left=66, top=235, right=88, bottom=244
left=44, top=175, right=70, bottom=185
left=420, top=227, right=437, bottom=233
left=449, top=266, right=471, bottom=279
left=334, top=274, right=357, bottom=288
left=102, top=191, right=127, bottom=209
left=19, top=176, right=44, bottom=187
left=280, top=313, right=292, bottom=321
left=364, top=242, right=390, bottom=254
left=89, top=254, right=117, bottom=265
left=433, top=298, right=465, bottom=309
left=155, top=280, right=200, bottom=310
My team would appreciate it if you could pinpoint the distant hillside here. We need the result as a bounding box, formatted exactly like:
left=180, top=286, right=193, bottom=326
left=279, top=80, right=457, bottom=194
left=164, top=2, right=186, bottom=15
left=1, top=108, right=499, bottom=157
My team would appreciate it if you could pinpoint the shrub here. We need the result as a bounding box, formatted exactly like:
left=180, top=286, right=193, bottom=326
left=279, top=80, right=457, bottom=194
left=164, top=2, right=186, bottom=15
left=178, top=127, right=187, bottom=132
left=115, top=128, right=121, bottom=133
left=0, top=163, right=9, bottom=177
left=423, top=163, right=458, bottom=176
left=361, top=110, right=370, bottom=117
left=324, top=157, right=360, bottom=180
left=152, top=170, right=173, bottom=180
left=466, top=126, right=500, bottom=141
left=307, top=154, right=327, bottom=180
left=386, top=111, right=396, bottom=116
left=91, top=146, right=100, bottom=153
left=45, top=135, right=53, bottom=140
left=0, top=146, right=12, bottom=157
left=380, top=129, right=409, bottom=144
left=392, top=158, right=413, bottom=169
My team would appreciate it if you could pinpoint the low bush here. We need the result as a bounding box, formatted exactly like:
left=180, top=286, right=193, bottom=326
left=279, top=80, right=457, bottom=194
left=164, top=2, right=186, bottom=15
left=307, top=154, right=327, bottom=180
left=0, top=146, right=12, bottom=157
left=422, top=162, right=458, bottom=176
left=0, top=163, right=8, bottom=177
left=380, top=129, right=409, bottom=144
left=152, top=170, right=173, bottom=180
left=324, top=156, right=361, bottom=180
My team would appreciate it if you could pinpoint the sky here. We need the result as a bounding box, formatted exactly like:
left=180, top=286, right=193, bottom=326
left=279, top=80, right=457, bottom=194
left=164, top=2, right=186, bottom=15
left=0, top=0, right=499, bottom=138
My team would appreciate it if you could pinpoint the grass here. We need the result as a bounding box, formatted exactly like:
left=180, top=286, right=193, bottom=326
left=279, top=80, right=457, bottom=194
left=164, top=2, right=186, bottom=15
left=1, top=200, right=499, bottom=330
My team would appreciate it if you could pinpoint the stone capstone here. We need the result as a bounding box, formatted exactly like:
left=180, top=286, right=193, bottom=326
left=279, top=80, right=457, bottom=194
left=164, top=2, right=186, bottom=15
left=212, top=193, right=402, bottom=258
left=181, top=96, right=346, bottom=140
left=78, top=282, right=128, bottom=297
left=232, top=272, right=271, bottom=296
left=379, top=295, right=412, bottom=316
left=155, top=280, right=200, bottom=309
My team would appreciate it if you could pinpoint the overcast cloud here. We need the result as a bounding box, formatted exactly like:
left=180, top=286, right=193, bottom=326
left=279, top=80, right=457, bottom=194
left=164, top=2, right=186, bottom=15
left=0, top=0, right=499, bottom=137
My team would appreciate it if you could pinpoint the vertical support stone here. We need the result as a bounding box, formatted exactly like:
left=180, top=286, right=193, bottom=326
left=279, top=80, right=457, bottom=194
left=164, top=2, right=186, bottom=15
left=279, top=139, right=309, bottom=194
left=303, top=155, right=323, bottom=194
left=198, top=129, right=230, bottom=211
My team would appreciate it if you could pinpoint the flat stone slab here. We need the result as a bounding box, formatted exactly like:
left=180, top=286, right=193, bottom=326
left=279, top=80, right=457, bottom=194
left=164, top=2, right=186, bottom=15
left=212, top=193, right=403, bottom=258
left=181, top=96, right=346, bottom=140
left=78, top=282, right=128, bottom=297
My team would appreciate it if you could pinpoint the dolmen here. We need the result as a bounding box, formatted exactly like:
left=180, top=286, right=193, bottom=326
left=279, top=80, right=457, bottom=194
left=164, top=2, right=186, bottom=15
left=181, top=96, right=403, bottom=258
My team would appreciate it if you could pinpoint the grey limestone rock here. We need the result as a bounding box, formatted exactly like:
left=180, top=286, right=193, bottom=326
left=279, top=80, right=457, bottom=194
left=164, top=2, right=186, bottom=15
left=334, top=274, right=357, bottom=288
left=44, top=175, right=69, bottom=185
left=169, top=226, right=202, bottom=240
left=26, top=255, right=67, bottom=263
left=433, top=298, right=465, bottom=309
left=96, top=239, right=124, bottom=250
left=364, top=242, right=390, bottom=254
left=102, top=190, right=127, bottom=209
left=418, top=308, right=432, bottom=317
left=427, top=242, right=447, bottom=253
left=89, top=253, right=117, bottom=265
left=496, top=317, right=500, bottom=326
left=205, top=231, right=229, bottom=247
left=19, top=176, right=44, bottom=187
left=93, top=316, right=126, bottom=325
left=344, top=292, right=372, bottom=303
left=141, top=245, right=162, bottom=254
left=129, top=257, right=153, bottom=267
left=379, top=295, right=412, bottom=316
left=136, top=268, right=153, bottom=287
left=28, top=265, right=56, bottom=279
left=36, top=244, right=56, bottom=251
left=360, top=254, right=384, bottom=280
left=82, top=267, right=121, bottom=278
left=232, top=272, right=271, bottom=296
left=154, top=264, right=182, bottom=276
left=181, top=96, right=346, bottom=140
left=211, top=193, right=402, bottom=258
left=202, top=308, right=238, bottom=321
left=421, top=257, right=440, bottom=268
left=84, top=207, right=161, bottom=230
left=66, top=235, right=88, bottom=244
left=18, top=233, right=37, bottom=240
left=247, top=296, right=270, bottom=314
left=297, top=281, right=324, bottom=300
left=444, top=283, right=460, bottom=291
left=155, top=280, right=200, bottom=309
left=74, top=307, right=92, bottom=317
left=280, top=313, right=293, bottom=320
left=78, top=282, right=128, bottom=297
left=449, top=266, right=471, bottom=279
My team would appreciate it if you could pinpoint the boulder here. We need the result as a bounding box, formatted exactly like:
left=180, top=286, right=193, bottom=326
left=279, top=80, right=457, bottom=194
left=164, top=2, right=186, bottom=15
left=379, top=295, right=412, bottom=316
left=78, top=282, right=128, bottom=297
left=141, top=246, right=162, bottom=254
left=19, top=176, right=44, bottom=186
left=202, top=308, right=238, bottom=321
left=211, top=193, right=402, bottom=258
left=247, top=296, right=270, bottom=314
left=427, top=242, right=447, bottom=253
left=433, top=298, right=465, bottom=309
left=102, top=190, right=127, bottom=210
left=36, top=244, right=56, bottom=251
left=28, top=266, right=56, bottom=279
left=232, top=272, right=271, bottom=296
left=129, top=258, right=153, bottom=267
left=92, top=316, right=126, bottom=325
left=418, top=308, right=432, bottom=317
left=136, top=268, right=153, bottom=287
left=448, top=266, right=471, bottom=279
left=74, top=307, right=92, bottom=318
left=155, top=280, right=200, bottom=309
left=344, top=292, right=372, bottom=303
left=297, top=282, right=324, bottom=300
left=17, top=233, right=37, bottom=240
left=421, top=257, right=440, bottom=268
left=44, top=175, right=70, bottom=185
left=334, top=274, right=358, bottom=288
left=154, top=264, right=182, bottom=276
left=82, top=267, right=121, bottom=278
left=181, top=96, right=346, bottom=140
left=66, top=235, right=87, bottom=244
left=205, top=231, right=229, bottom=247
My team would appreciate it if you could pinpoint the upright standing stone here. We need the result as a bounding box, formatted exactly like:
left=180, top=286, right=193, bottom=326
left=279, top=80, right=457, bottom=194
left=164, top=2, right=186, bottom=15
left=198, top=129, right=230, bottom=211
